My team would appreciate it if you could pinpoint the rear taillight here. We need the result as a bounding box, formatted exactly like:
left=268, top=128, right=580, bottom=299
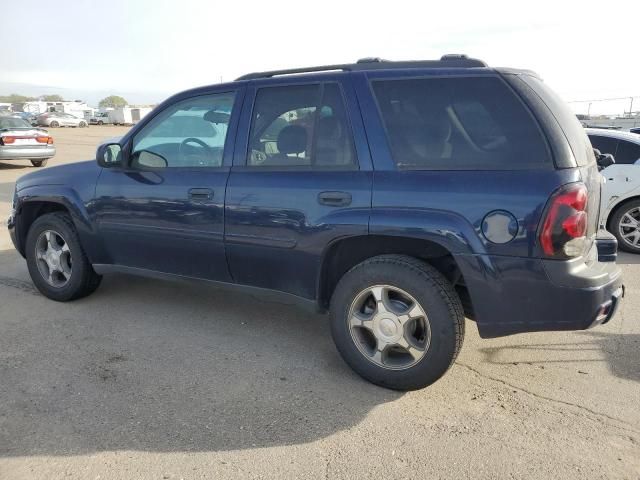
left=36, top=136, right=53, bottom=144
left=539, top=183, right=588, bottom=258
left=0, top=136, right=15, bottom=145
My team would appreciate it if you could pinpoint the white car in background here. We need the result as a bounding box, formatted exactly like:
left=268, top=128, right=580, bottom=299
left=37, top=112, right=88, bottom=128
left=586, top=128, right=640, bottom=253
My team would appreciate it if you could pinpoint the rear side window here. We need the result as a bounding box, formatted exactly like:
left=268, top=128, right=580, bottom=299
left=615, top=139, right=640, bottom=164
left=247, top=83, right=356, bottom=168
left=372, top=76, right=550, bottom=170
left=588, top=135, right=618, bottom=157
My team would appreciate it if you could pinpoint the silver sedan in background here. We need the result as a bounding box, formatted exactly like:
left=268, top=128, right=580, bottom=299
left=0, top=117, right=55, bottom=167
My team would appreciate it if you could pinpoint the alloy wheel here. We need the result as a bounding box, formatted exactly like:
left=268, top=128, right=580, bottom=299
left=35, top=230, right=72, bottom=288
left=618, top=206, right=640, bottom=248
left=348, top=284, right=431, bottom=370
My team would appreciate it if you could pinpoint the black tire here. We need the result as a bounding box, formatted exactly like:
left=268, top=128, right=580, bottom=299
left=97, top=120, right=103, bottom=125
left=25, top=212, right=102, bottom=301
left=30, top=159, right=48, bottom=167
left=609, top=199, right=640, bottom=254
left=330, top=254, right=464, bottom=391
left=49, top=120, right=59, bottom=127
left=78, top=121, right=87, bottom=128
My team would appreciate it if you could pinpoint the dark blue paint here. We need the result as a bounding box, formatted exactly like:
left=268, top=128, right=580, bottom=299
left=8, top=65, right=623, bottom=338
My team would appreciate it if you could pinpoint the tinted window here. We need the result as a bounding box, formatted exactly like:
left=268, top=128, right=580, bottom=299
left=247, top=83, right=355, bottom=168
left=615, top=139, right=640, bottom=164
left=588, top=135, right=618, bottom=157
left=372, top=76, right=550, bottom=170
left=132, top=92, right=235, bottom=168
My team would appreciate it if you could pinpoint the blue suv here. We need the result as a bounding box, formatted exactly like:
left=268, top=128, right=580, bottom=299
left=7, top=55, right=624, bottom=390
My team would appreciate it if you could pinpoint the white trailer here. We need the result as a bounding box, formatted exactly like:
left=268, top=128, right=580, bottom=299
left=108, top=107, right=153, bottom=126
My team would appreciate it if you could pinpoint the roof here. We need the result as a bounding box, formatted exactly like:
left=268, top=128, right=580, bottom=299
left=585, top=128, right=640, bottom=144
left=236, top=54, right=487, bottom=81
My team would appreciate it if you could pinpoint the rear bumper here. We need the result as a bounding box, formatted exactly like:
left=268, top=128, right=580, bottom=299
left=0, top=145, right=55, bottom=159
left=459, top=238, right=624, bottom=338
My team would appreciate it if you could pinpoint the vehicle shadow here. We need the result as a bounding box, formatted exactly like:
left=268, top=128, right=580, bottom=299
left=477, top=331, right=640, bottom=383
left=0, top=255, right=402, bottom=457
left=0, top=161, right=32, bottom=171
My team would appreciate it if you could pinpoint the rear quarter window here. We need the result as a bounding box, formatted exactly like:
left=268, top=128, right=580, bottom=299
left=615, top=139, right=640, bottom=164
left=371, top=75, right=551, bottom=170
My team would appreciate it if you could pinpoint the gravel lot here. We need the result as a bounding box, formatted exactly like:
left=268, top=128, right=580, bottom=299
left=0, top=126, right=638, bottom=479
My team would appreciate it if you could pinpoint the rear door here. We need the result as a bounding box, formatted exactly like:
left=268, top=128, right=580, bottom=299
left=224, top=76, right=373, bottom=300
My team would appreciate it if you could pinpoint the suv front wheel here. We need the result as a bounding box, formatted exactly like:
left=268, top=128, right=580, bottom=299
left=330, top=255, right=464, bottom=391
left=25, top=212, right=102, bottom=301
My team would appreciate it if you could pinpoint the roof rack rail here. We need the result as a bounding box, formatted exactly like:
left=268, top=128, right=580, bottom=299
left=235, top=55, right=487, bottom=81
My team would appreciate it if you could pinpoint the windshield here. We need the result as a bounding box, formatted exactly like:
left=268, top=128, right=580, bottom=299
left=0, top=117, right=32, bottom=129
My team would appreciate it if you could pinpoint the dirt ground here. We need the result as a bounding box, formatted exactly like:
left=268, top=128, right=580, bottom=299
left=0, top=126, right=638, bottom=479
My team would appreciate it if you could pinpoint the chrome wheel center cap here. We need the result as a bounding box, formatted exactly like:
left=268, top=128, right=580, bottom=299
left=375, top=315, right=402, bottom=342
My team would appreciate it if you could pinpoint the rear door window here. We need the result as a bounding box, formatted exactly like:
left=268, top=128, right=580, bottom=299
left=588, top=134, right=618, bottom=157
left=615, top=139, right=640, bottom=164
left=371, top=76, right=550, bottom=170
left=247, top=83, right=356, bottom=168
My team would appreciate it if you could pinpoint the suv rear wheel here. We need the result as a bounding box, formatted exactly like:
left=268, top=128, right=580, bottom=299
left=25, top=212, right=102, bottom=301
left=610, top=199, right=640, bottom=254
left=330, top=254, right=464, bottom=390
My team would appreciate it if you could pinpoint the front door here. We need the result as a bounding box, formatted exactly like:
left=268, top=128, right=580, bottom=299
left=93, top=89, right=241, bottom=281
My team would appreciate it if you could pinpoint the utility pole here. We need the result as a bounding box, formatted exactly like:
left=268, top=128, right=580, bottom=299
left=587, top=102, right=592, bottom=117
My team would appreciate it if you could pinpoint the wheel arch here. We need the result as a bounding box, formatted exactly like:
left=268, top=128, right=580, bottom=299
left=316, top=234, right=475, bottom=318
left=605, top=195, right=640, bottom=231
left=14, top=188, right=94, bottom=258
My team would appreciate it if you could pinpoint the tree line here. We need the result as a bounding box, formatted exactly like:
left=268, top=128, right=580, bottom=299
left=0, top=94, right=129, bottom=108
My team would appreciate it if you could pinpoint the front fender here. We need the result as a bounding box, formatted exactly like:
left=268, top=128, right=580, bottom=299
left=14, top=185, right=97, bottom=259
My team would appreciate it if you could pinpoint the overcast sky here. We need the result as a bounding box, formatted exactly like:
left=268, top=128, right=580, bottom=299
left=2, top=0, right=639, bottom=114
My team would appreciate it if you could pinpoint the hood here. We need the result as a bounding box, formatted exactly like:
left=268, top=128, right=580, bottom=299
left=16, top=159, right=101, bottom=192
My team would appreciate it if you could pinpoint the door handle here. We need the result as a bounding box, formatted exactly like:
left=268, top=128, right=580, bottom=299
left=318, top=191, right=352, bottom=207
left=188, top=188, right=213, bottom=200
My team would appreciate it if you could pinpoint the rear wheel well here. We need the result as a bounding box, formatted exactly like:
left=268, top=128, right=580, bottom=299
left=318, top=235, right=473, bottom=318
left=17, top=202, right=70, bottom=253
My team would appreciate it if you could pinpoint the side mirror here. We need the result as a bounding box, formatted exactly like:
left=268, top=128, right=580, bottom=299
left=130, top=150, right=168, bottom=169
left=96, top=142, right=123, bottom=168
